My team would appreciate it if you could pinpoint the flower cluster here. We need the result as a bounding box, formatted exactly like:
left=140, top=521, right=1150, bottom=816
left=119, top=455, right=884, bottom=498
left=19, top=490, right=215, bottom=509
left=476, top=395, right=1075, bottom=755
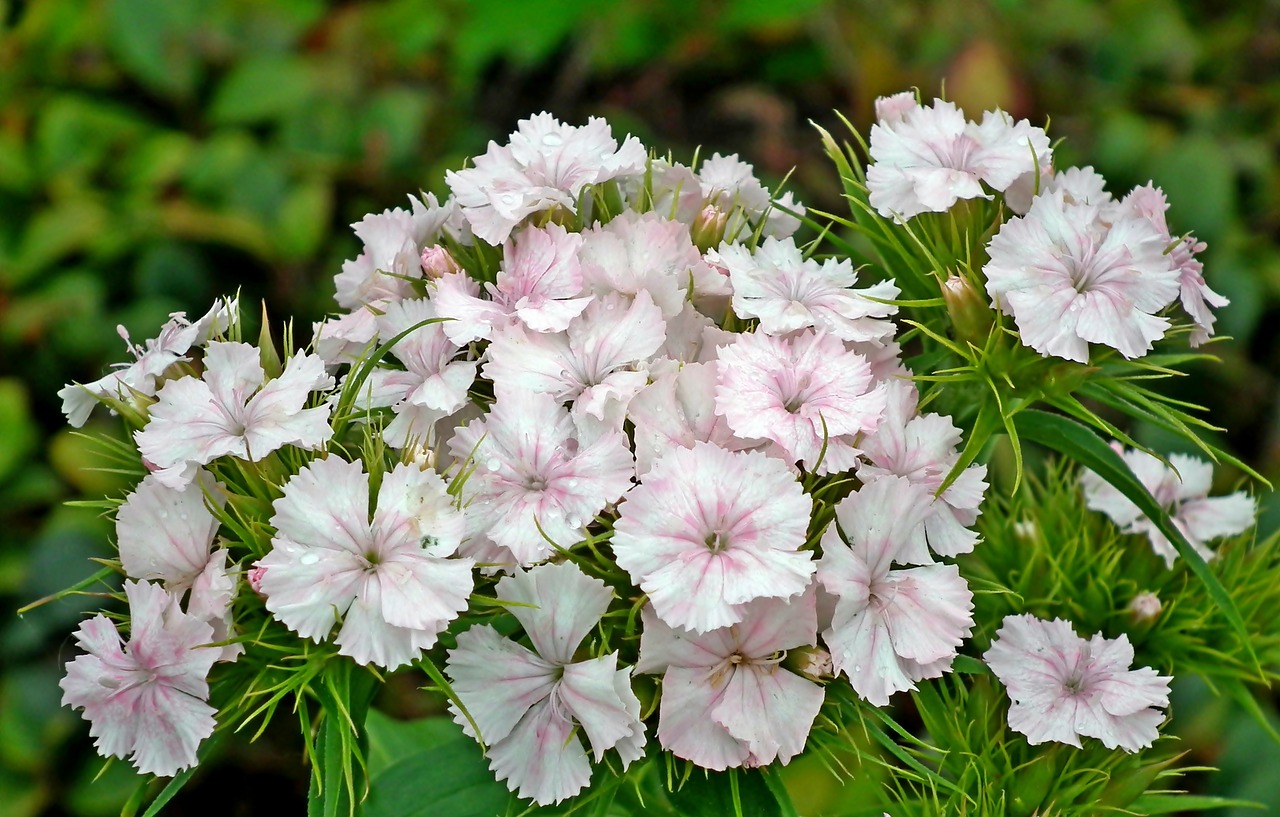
left=866, top=94, right=1225, bottom=359
left=52, top=95, right=1259, bottom=815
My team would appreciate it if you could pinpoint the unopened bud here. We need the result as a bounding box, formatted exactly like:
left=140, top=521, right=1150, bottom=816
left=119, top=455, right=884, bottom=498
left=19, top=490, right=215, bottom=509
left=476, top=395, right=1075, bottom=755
left=691, top=204, right=729, bottom=252
left=784, top=645, right=833, bottom=681
left=248, top=566, right=267, bottom=597
left=420, top=245, right=462, bottom=278
left=1128, top=591, right=1162, bottom=624
left=940, top=274, right=993, bottom=346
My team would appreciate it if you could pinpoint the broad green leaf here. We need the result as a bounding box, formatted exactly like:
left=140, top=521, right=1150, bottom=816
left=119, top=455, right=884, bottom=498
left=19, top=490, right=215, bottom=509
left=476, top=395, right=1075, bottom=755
left=276, top=178, right=334, bottom=261
left=1011, top=409, right=1258, bottom=668
left=106, top=0, right=207, bottom=98
left=1128, top=794, right=1264, bottom=814
left=0, top=380, right=37, bottom=485
left=363, top=714, right=511, bottom=817
left=666, top=768, right=789, bottom=817
left=209, top=56, right=318, bottom=125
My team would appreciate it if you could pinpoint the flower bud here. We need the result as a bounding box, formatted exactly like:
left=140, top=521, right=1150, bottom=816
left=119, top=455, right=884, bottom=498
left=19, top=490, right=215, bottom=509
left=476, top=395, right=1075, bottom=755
left=1127, top=591, right=1162, bottom=624
left=691, top=204, right=729, bottom=252
left=784, top=645, right=833, bottom=681
left=247, top=566, right=267, bottom=597
left=420, top=245, right=462, bottom=278
left=940, top=274, right=993, bottom=346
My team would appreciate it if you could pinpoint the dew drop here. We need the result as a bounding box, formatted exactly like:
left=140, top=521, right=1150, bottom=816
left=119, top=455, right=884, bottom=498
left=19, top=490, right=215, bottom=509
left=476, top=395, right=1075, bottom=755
left=97, top=676, right=122, bottom=689
left=566, top=478, right=579, bottom=488
left=567, top=516, right=583, bottom=528
left=486, top=458, right=502, bottom=471
left=542, top=132, right=563, bottom=147
left=159, top=511, right=168, bottom=520
left=854, top=665, right=863, bottom=673
left=500, top=193, right=520, bottom=206
left=300, top=552, right=320, bottom=566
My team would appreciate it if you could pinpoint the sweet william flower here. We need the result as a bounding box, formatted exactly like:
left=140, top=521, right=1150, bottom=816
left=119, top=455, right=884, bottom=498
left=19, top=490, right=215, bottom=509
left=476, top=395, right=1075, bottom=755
left=115, top=471, right=240, bottom=661
left=636, top=593, right=824, bottom=770
left=867, top=99, right=1051, bottom=221
left=60, top=580, right=219, bottom=776
left=1080, top=445, right=1255, bottom=567
left=448, top=390, right=635, bottom=566
left=60, top=298, right=237, bottom=428
left=712, top=236, right=900, bottom=342
left=446, top=563, right=645, bottom=805
left=611, top=441, right=814, bottom=632
left=818, top=476, right=974, bottom=705
left=857, top=382, right=988, bottom=560
left=447, top=113, right=646, bottom=245
left=135, top=342, right=334, bottom=489
left=715, top=329, right=887, bottom=473
left=984, top=614, right=1171, bottom=752
left=983, top=190, right=1180, bottom=363
left=255, top=457, right=473, bottom=669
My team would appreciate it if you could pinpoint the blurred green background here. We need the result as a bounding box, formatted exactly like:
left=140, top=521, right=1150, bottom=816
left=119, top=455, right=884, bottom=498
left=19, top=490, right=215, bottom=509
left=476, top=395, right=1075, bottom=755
left=2, top=0, right=1279, bottom=814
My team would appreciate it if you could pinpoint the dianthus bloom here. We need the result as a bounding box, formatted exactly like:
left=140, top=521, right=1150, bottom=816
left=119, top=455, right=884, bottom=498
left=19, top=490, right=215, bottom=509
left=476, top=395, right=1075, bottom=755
left=60, top=580, right=219, bottom=776
left=636, top=593, right=824, bottom=770
left=446, top=563, right=645, bottom=805
left=1080, top=445, right=1255, bottom=567
left=711, top=236, right=900, bottom=342
left=715, top=330, right=887, bottom=473
left=448, top=390, right=635, bottom=566
left=446, top=113, right=646, bottom=245
left=135, top=343, right=334, bottom=488
left=611, top=442, right=814, bottom=632
left=984, top=614, right=1171, bottom=752
left=983, top=190, right=1180, bottom=363
left=59, top=298, right=236, bottom=428
left=818, top=476, right=974, bottom=705
left=866, top=99, right=1051, bottom=221
left=115, top=471, right=240, bottom=661
left=255, top=457, right=473, bottom=669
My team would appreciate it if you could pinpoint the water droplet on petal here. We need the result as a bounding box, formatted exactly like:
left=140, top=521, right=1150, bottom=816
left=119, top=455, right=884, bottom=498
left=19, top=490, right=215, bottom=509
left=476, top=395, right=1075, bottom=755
left=300, top=552, right=320, bottom=566
left=853, top=665, right=863, bottom=673
left=486, top=458, right=501, bottom=471
left=566, top=478, right=579, bottom=488
left=500, top=193, right=520, bottom=206
left=542, top=132, right=563, bottom=147
left=567, top=516, right=583, bottom=528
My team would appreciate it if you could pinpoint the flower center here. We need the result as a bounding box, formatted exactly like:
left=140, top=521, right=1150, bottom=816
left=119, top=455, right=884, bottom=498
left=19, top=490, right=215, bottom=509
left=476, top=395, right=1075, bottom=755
left=704, top=529, right=730, bottom=552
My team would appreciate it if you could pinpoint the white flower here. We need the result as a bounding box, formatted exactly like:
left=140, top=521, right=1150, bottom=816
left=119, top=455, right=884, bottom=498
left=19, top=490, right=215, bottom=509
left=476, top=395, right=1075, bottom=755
left=985, top=614, right=1171, bottom=752
left=983, top=190, right=1180, bottom=362
left=1080, top=445, right=1256, bottom=567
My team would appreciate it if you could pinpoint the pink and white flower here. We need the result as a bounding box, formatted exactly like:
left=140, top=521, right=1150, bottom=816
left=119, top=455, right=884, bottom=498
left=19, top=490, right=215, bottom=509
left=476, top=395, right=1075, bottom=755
left=983, top=190, right=1181, bottom=362
left=611, top=442, right=814, bottom=632
left=135, top=343, right=334, bottom=488
left=818, top=476, right=974, bottom=705
left=627, top=361, right=760, bottom=476
left=60, top=298, right=237, bottom=428
left=334, top=193, right=460, bottom=310
left=698, top=153, right=804, bottom=240
left=447, top=114, right=647, bottom=245
left=984, top=614, right=1171, bottom=752
left=1080, top=445, right=1256, bottom=567
left=857, top=382, right=988, bottom=560
left=255, top=457, right=473, bottom=669
left=60, top=580, right=219, bottom=776
left=636, top=593, right=824, bottom=770
left=1122, top=184, right=1227, bottom=346
left=483, top=290, right=666, bottom=426
left=373, top=297, right=477, bottom=448
left=432, top=223, right=592, bottom=345
left=712, top=236, right=900, bottom=342
left=115, top=471, right=240, bottom=661
left=578, top=211, right=720, bottom=318
left=448, top=390, right=634, bottom=566
left=715, top=330, right=887, bottom=473
left=867, top=99, right=1051, bottom=221
left=446, top=563, right=645, bottom=806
